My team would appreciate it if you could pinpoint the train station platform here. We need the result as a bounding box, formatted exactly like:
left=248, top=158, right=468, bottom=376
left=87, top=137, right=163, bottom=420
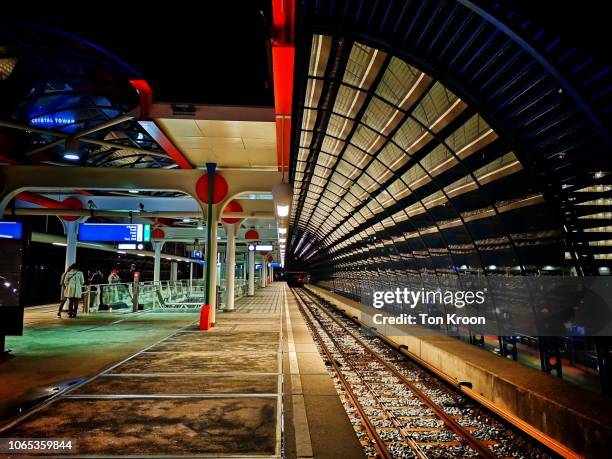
left=306, top=284, right=612, bottom=458
left=0, top=283, right=362, bottom=458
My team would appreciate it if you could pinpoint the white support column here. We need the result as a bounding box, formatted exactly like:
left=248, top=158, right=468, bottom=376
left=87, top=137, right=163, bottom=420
left=242, top=255, right=247, bottom=283
left=223, top=223, right=237, bottom=311
left=189, top=262, right=193, bottom=291
left=248, top=248, right=255, bottom=296
left=152, top=241, right=165, bottom=283
left=261, top=257, right=267, bottom=288
left=208, top=219, right=219, bottom=323
left=63, top=221, right=78, bottom=270
left=170, top=261, right=178, bottom=282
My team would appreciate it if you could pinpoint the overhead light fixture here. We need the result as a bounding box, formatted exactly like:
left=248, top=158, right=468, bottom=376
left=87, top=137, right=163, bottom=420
left=279, top=238, right=286, bottom=243
left=277, top=205, right=289, bottom=217
left=278, top=227, right=287, bottom=234
left=182, top=218, right=192, bottom=223
left=273, top=182, right=292, bottom=217
left=117, top=250, right=127, bottom=254
left=52, top=242, right=67, bottom=247
left=137, top=254, right=145, bottom=257
left=129, top=190, right=140, bottom=194
left=63, top=137, right=80, bottom=161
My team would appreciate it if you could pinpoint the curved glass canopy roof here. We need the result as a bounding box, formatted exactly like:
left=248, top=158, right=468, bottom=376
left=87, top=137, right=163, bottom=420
left=288, top=0, right=610, bottom=290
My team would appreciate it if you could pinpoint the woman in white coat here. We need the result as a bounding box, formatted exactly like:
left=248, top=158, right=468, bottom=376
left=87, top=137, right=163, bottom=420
left=63, top=263, right=85, bottom=318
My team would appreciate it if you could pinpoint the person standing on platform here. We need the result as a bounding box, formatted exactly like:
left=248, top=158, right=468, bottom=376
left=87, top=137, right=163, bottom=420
left=106, top=268, right=121, bottom=306
left=108, top=269, right=120, bottom=284
left=57, top=267, right=69, bottom=318
left=63, top=263, right=84, bottom=318
left=88, top=269, right=103, bottom=285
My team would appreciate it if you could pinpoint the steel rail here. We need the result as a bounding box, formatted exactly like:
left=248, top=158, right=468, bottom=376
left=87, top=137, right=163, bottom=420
left=297, top=287, right=497, bottom=459
left=294, top=288, right=429, bottom=459
left=305, top=285, right=580, bottom=459
left=292, top=289, right=394, bottom=459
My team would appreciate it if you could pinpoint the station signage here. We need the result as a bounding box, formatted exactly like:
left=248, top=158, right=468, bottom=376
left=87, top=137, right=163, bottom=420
left=192, top=250, right=203, bottom=259
left=117, top=243, right=144, bottom=250
left=255, top=244, right=273, bottom=252
left=79, top=223, right=151, bottom=243
left=0, top=222, right=23, bottom=239
left=269, top=262, right=282, bottom=268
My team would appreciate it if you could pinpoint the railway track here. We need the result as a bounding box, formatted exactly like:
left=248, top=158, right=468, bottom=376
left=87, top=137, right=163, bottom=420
left=292, top=287, right=554, bottom=459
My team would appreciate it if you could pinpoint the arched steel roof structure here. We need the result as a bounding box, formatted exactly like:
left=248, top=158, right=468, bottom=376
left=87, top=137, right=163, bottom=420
left=287, top=0, right=611, bottom=293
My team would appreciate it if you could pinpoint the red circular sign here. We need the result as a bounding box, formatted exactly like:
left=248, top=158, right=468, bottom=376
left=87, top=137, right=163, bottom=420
left=60, top=197, right=83, bottom=222
left=221, top=200, right=243, bottom=224
left=245, top=229, right=259, bottom=240
left=196, top=173, right=228, bottom=204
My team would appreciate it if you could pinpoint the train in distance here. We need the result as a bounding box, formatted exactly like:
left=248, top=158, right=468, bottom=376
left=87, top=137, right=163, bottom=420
left=287, top=271, right=310, bottom=287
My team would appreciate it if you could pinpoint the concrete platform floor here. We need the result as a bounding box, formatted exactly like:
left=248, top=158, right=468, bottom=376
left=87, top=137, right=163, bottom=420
left=0, top=283, right=364, bottom=458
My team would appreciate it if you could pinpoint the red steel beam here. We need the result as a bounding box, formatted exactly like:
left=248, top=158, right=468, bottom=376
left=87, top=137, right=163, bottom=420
left=129, top=79, right=154, bottom=120
left=138, top=120, right=193, bottom=169
left=271, top=0, right=295, bottom=173
left=16, top=192, right=72, bottom=209
left=129, top=79, right=193, bottom=170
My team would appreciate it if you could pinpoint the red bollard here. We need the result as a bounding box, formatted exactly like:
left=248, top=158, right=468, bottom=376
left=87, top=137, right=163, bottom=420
left=199, top=305, right=212, bottom=330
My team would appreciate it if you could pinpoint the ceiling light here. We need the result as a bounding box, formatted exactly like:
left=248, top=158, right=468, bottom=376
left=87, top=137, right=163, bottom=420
left=52, top=242, right=67, bottom=246
left=278, top=227, right=287, bottom=234
left=277, top=205, right=289, bottom=217
left=63, top=137, right=80, bottom=161
left=182, top=218, right=192, bottom=223
left=129, top=190, right=140, bottom=194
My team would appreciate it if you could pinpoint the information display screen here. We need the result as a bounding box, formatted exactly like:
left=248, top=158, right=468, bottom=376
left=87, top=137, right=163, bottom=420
left=255, top=244, right=273, bottom=252
left=0, top=222, right=23, bottom=239
left=0, top=225, right=26, bottom=336
left=79, top=223, right=151, bottom=243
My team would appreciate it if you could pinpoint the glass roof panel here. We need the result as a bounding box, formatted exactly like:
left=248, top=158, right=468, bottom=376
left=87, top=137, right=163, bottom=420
left=412, top=82, right=459, bottom=126
left=375, top=56, right=422, bottom=106
left=343, top=42, right=384, bottom=90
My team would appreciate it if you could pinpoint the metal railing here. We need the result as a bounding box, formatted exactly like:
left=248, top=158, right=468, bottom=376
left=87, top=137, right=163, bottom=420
left=82, top=275, right=256, bottom=314
left=83, top=279, right=201, bottom=313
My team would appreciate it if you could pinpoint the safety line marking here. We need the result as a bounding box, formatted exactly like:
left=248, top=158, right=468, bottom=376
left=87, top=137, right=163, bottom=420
left=283, top=285, right=314, bottom=458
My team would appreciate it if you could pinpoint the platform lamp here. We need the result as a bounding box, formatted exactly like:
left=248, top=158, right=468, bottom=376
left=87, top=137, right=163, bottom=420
left=272, top=181, right=292, bottom=266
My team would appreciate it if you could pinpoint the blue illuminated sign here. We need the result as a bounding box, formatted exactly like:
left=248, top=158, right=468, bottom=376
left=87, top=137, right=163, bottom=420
left=269, top=262, right=281, bottom=268
left=193, top=250, right=203, bottom=259
left=0, top=222, right=23, bottom=239
left=78, top=223, right=151, bottom=243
